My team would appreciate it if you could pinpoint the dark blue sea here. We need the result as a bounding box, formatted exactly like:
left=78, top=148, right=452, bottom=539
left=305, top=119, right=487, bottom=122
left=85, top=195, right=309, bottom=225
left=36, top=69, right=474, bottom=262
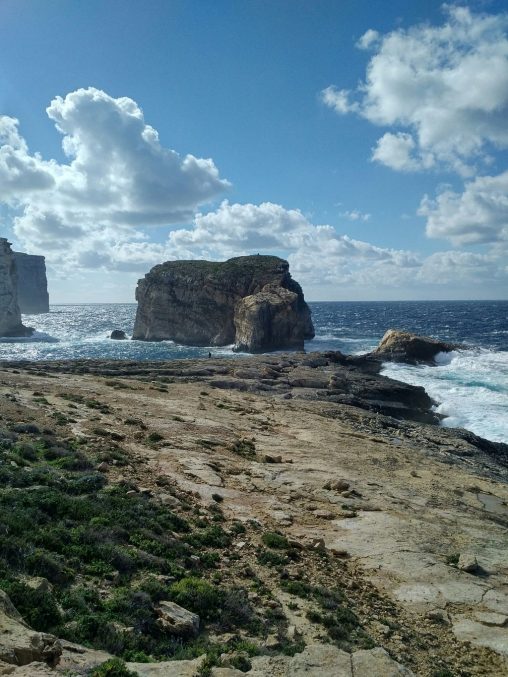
left=0, top=301, right=507, bottom=443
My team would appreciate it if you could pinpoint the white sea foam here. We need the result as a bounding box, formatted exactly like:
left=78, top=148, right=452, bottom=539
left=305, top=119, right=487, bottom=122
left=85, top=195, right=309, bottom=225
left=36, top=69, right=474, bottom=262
left=382, top=349, right=508, bottom=444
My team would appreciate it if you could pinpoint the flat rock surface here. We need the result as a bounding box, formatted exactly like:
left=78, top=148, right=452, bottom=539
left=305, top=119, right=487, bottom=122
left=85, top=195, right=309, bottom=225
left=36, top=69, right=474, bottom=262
left=1, top=352, right=507, bottom=675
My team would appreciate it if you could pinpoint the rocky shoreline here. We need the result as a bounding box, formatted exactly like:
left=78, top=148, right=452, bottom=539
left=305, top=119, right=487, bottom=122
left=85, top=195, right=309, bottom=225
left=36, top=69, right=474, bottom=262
left=0, top=346, right=507, bottom=675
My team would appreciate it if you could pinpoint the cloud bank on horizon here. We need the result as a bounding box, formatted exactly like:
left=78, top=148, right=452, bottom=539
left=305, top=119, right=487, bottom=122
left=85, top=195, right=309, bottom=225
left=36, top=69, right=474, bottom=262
left=0, top=5, right=507, bottom=299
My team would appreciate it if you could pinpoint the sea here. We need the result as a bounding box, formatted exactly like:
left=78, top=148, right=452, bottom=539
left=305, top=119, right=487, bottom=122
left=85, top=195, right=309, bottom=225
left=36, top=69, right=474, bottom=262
left=0, top=301, right=507, bottom=445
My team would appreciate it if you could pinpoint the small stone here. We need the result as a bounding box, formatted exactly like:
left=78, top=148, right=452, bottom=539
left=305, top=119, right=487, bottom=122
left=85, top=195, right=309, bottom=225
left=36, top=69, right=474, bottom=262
left=328, top=545, right=350, bottom=558
left=425, top=609, right=450, bottom=625
left=110, top=330, right=127, bottom=340
left=138, top=487, right=152, bottom=496
left=97, top=461, right=109, bottom=472
left=458, top=553, right=480, bottom=574
left=313, top=509, right=335, bottom=520
left=307, top=537, right=326, bottom=551
left=262, top=453, right=282, bottom=463
left=323, top=479, right=350, bottom=492
left=265, top=634, right=280, bottom=649
left=287, top=625, right=301, bottom=641
left=159, top=493, right=181, bottom=507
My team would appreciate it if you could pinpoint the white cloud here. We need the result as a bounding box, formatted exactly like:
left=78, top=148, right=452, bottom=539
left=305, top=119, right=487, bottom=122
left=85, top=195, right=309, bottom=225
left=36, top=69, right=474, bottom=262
left=0, top=118, right=55, bottom=199
left=1, top=87, right=229, bottom=269
left=372, top=132, right=429, bottom=172
left=339, top=209, right=371, bottom=222
left=417, top=250, right=503, bottom=284
left=356, top=29, right=380, bottom=50
left=323, top=6, right=508, bottom=173
left=419, top=170, right=508, bottom=245
left=320, top=86, right=357, bottom=114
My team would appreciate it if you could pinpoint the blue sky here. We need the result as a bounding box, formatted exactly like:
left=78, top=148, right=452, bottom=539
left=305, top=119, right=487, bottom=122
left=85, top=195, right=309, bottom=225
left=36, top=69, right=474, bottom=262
left=1, top=0, right=507, bottom=301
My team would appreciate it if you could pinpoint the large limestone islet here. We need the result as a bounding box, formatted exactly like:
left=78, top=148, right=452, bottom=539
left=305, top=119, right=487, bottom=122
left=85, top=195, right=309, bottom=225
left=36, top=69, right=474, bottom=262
left=132, top=254, right=315, bottom=352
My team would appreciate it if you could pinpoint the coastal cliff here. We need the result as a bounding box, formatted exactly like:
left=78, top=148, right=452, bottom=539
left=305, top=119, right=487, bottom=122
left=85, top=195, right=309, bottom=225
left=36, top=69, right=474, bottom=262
left=13, top=252, right=49, bottom=314
left=0, top=238, right=32, bottom=337
left=132, top=255, right=314, bottom=352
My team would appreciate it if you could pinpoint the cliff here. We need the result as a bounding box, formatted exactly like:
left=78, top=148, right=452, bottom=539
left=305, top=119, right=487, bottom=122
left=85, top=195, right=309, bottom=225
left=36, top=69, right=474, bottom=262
left=0, top=238, right=32, bottom=337
left=132, top=255, right=314, bottom=352
left=13, top=252, right=49, bottom=314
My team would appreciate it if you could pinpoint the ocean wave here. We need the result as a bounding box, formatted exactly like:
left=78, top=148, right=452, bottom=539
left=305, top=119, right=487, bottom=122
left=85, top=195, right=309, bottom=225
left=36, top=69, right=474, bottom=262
left=382, top=348, right=508, bottom=444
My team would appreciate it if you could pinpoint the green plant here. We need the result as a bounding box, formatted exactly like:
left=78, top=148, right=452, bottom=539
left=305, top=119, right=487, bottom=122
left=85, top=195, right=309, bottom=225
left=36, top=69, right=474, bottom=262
left=170, top=577, right=222, bottom=620
left=262, top=531, right=289, bottom=549
left=91, top=658, right=138, bottom=676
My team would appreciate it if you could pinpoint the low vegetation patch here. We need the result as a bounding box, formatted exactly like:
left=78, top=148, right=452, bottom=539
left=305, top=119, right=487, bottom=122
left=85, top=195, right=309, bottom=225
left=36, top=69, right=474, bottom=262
left=0, top=422, right=272, bottom=662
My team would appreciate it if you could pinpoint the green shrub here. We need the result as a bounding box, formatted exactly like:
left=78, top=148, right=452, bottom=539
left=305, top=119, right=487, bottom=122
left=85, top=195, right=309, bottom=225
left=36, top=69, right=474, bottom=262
left=91, top=657, right=138, bottom=676
left=0, top=580, right=61, bottom=631
left=170, top=577, right=222, bottom=620
left=262, top=532, right=289, bottom=549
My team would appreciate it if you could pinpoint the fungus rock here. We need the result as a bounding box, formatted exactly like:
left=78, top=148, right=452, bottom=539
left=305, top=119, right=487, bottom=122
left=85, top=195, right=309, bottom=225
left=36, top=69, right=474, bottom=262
left=132, top=255, right=314, bottom=352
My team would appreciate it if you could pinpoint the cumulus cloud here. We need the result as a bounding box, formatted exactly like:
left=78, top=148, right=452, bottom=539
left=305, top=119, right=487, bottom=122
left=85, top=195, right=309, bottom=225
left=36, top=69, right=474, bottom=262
left=417, top=250, right=503, bottom=284
left=322, top=6, right=508, bottom=174
left=372, top=132, right=427, bottom=172
left=419, top=170, right=508, bottom=245
left=1, top=87, right=229, bottom=269
left=320, top=86, right=357, bottom=114
left=339, top=209, right=371, bottom=222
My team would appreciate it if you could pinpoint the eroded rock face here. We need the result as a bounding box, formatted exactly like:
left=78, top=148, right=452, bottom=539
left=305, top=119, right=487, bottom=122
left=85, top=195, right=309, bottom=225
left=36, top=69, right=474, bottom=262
left=372, top=329, right=460, bottom=365
left=0, top=239, right=32, bottom=337
left=0, top=590, right=61, bottom=667
left=133, top=256, right=314, bottom=352
left=234, top=283, right=313, bottom=352
left=13, top=253, right=49, bottom=314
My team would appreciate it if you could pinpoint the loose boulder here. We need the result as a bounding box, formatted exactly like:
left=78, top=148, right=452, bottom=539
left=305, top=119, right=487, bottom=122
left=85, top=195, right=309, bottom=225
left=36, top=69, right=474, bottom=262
left=110, top=330, right=127, bottom=340
left=155, top=601, right=199, bottom=636
left=371, top=329, right=460, bottom=365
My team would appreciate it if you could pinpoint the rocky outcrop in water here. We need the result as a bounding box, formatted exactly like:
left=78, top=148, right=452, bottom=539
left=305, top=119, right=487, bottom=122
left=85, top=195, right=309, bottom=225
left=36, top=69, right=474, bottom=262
left=13, top=253, right=49, bottom=314
left=0, top=238, right=32, bottom=337
left=371, top=329, right=460, bottom=365
left=133, top=255, right=314, bottom=352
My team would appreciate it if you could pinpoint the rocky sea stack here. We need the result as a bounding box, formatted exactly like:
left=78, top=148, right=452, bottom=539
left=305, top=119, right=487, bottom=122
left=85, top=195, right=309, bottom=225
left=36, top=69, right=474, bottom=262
left=0, top=238, right=33, bottom=338
left=132, top=255, right=315, bottom=352
left=13, top=252, right=49, bottom=314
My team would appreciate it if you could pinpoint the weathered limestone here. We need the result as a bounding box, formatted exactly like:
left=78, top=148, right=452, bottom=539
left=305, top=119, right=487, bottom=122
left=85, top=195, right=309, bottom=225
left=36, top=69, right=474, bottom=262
left=155, top=601, right=199, bottom=636
left=13, top=253, right=49, bottom=314
left=0, top=591, right=61, bottom=668
left=0, top=239, right=32, bottom=337
left=371, top=329, right=460, bottom=364
left=132, top=255, right=314, bottom=352
left=233, top=283, right=312, bottom=352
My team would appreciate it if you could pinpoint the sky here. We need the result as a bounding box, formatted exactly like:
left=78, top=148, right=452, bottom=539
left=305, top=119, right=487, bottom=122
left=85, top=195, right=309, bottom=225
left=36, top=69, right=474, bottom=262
left=1, top=0, right=507, bottom=302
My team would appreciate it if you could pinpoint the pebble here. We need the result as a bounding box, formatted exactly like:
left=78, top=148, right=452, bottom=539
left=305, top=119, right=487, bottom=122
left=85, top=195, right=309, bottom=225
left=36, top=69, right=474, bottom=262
left=313, top=509, right=335, bottom=520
